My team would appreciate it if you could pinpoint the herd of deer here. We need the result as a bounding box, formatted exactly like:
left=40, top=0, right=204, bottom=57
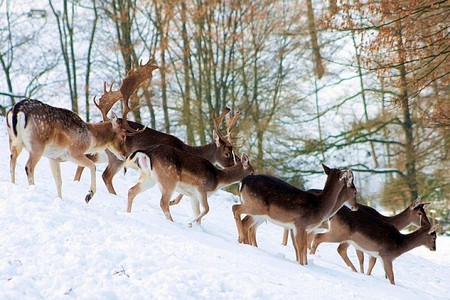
left=5, top=59, right=437, bottom=285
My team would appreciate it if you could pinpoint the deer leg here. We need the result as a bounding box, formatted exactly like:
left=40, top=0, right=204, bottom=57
left=307, top=232, right=315, bottom=250
left=249, top=219, right=264, bottom=247
left=70, top=155, right=97, bottom=203
left=25, top=148, right=44, bottom=187
left=232, top=204, right=246, bottom=243
left=169, top=194, right=184, bottom=206
left=127, top=174, right=155, bottom=213
left=191, top=190, right=209, bottom=224
left=367, top=256, right=377, bottom=275
left=102, top=151, right=124, bottom=195
left=49, top=159, right=63, bottom=198
left=189, top=197, right=201, bottom=221
left=241, top=215, right=252, bottom=244
left=9, top=143, right=23, bottom=184
left=356, top=250, right=365, bottom=273
left=282, top=229, right=289, bottom=246
left=243, top=216, right=263, bottom=247
left=337, top=243, right=358, bottom=272
left=381, top=258, right=395, bottom=285
left=310, top=228, right=347, bottom=255
left=73, top=166, right=85, bottom=181
left=290, top=229, right=299, bottom=262
left=159, top=187, right=175, bottom=222
left=302, top=231, right=308, bottom=265
left=293, top=227, right=307, bottom=265
left=310, top=233, right=324, bottom=254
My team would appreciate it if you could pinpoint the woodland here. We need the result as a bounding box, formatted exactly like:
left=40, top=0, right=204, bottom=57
left=1, top=1, right=449, bottom=231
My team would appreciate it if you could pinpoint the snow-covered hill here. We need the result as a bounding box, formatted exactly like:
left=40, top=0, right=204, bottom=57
left=0, top=117, right=449, bottom=299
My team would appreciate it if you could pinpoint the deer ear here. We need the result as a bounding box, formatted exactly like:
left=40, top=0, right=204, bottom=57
left=110, top=112, right=119, bottom=128
left=422, top=203, right=431, bottom=210
left=411, top=197, right=422, bottom=209
left=429, top=225, right=438, bottom=234
left=322, top=164, right=331, bottom=175
left=346, top=170, right=354, bottom=187
left=241, top=153, right=249, bottom=167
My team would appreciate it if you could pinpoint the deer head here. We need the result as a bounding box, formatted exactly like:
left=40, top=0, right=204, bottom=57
left=212, top=107, right=241, bottom=163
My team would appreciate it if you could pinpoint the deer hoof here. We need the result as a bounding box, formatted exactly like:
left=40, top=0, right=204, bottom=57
left=85, top=191, right=94, bottom=203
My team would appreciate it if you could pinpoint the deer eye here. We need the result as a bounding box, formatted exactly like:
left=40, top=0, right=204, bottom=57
left=225, top=152, right=230, bottom=158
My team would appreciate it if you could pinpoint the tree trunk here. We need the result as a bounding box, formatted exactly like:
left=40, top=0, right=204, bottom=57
left=396, top=29, right=418, bottom=202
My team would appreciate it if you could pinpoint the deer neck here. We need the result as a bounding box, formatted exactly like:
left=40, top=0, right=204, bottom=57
left=385, top=206, right=414, bottom=230
left=184, top=143, right=217, bottom=162
left=396, top=226, right=430, bottom=257
left=317, top=172, right=345, bottom=218
left=215, top=165, right=245, bottom=190
left=87, top=122, right=115, bottom=149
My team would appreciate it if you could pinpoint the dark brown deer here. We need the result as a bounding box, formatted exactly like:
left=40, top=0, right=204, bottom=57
left=310, top=199, right=431, bottom=274
left=242, top=184, right=358, bottom=248
left=75, top=97, right=240, bottom=196
left=310, top=206, right=437, bottom=284
left=232, top=165, right=357, bottom=265
left=126, top=145, right=254, bottom=225
left=6, top=99, right=128, bottom=202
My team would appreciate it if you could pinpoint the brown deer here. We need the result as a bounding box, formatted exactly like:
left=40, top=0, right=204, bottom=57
left=75, top=88, right=241, bottom=196
left=232, top=165, right=357, bottom=265
left=6, top=99, right=128, bottom=203
left=339, top=199, right=430, bottom=274
left=126, top=145, right=254, bottom=225
left=6, top=59, right=158, bottom=202
left=310, top=206, right=437, bottom=284
left=242, top=184, right=358, bottom=248
left=310, top=199, right=431, bottom=273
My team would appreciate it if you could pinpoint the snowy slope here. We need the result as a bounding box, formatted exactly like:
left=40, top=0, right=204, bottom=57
left=0, top=117, right=449, bottom=299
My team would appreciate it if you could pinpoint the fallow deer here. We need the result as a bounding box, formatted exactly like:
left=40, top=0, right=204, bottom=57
left=6, top=99, right=128, bottom=202
left=75, top=84, right=241, bottom=197
left=232, top=165, right=357, bottom=265
left=126, top=144, right=254, bottom=225
left=242, top=184, right=358, bottom=248
left=339, top=199, right=430, bottom=274
left=310, top=207, right=437, bottom=284
left=7, top=59, right=158, bottom=202
left=310, top=199, right=431, bottom=273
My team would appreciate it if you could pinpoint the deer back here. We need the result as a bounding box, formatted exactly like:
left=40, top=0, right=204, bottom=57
left=330, top=206, right=436, bottom=258
left=239, top=166, right=353, bottom=226
left=9, top=99, right=127, bottom=160
left=131, top=144, right=252, bottom=194
left=122, top=120, right=236, bottom=168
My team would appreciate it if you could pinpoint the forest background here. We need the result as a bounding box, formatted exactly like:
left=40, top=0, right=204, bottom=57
left=1, top=0, right=449, bottom=231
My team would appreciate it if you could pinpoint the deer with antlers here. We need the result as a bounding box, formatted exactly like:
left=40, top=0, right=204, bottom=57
left=74, top=61, right=241, bottom=198
left=6, top=59, right=158, bottom=202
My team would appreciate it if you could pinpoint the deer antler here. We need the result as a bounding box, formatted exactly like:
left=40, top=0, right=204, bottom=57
left=225, top=110, right=242, bottom=147
left=120, top=58, right=159, bottom=133
left=93, top=81, right=123, bottom=121
left=212, top=107, right=231, bottom=144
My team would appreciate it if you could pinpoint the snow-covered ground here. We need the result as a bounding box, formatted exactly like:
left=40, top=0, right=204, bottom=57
left=1, top=117, right=449, bottom=299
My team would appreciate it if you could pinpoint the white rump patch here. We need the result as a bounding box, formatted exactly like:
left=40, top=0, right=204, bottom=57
left=137, top=153, right=152, bottom=173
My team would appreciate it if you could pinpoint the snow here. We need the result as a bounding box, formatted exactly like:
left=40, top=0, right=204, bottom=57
left=1, top=117, right=449, bottom=299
